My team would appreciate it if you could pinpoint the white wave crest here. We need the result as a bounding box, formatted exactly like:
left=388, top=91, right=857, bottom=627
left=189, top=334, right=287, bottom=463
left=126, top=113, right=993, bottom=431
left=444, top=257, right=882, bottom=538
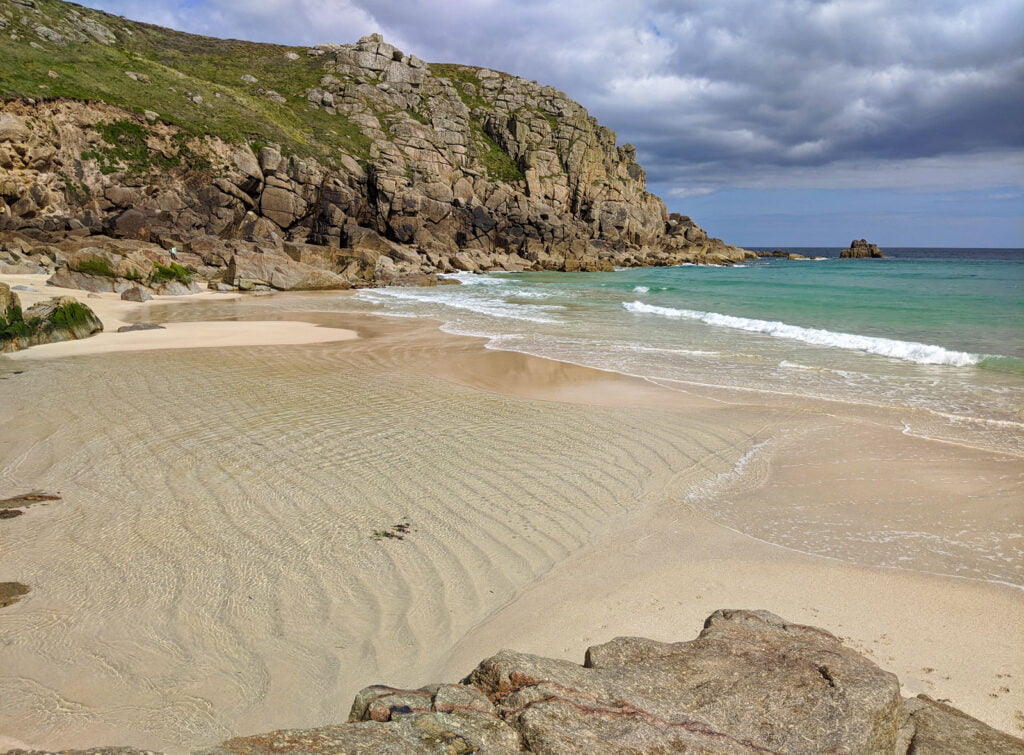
left=633, top=285, right=650, bottom=293
left=623, top=301, right=982, bottom=366
left=364, top=287, right=559, bottom=323
left=440, top=272, right=505, bottom=285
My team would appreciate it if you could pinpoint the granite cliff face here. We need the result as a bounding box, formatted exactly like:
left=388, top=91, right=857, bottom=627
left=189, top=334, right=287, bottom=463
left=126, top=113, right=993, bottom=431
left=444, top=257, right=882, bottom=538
left=0, top=0, right=749, bottom=289
left=6, top=610, right=1022, bottom=754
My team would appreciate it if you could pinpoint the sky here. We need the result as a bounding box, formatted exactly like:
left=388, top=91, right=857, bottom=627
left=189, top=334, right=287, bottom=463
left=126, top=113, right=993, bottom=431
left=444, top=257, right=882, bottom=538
left=78, top=0, right=1024, bottom=247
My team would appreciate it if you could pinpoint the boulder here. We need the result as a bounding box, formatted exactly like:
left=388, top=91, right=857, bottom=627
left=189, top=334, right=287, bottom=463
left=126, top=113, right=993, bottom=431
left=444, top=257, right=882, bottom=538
left=471, top=609, right=902, bottom=753
left=1, top=294, right=102, bottom=352
left=120, top=286, right=152, bottom=302
left=225, top=251, right=350, bottom=291
left=117, top=322, right=165, bottom=332
left=898, top=695, right=1024, bottom=754
left=152, top=279, right=203, bottom=296
left=48, top=268, right=128, bottom=293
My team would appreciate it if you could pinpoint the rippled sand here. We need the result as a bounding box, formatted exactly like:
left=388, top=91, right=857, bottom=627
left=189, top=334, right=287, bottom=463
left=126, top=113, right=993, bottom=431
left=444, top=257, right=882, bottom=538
left=1, top=293, right=1021, bottom=750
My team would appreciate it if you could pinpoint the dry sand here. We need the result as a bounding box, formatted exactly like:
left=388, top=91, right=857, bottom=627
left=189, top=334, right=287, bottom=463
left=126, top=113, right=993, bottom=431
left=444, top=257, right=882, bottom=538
left=0, top=290, right=1021, bottom=751
left=0, top=273, right=357, bottom=359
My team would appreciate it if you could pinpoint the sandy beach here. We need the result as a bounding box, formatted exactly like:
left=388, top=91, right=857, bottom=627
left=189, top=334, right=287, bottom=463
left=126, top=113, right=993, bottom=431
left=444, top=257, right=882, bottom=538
left=0, top=284, right=1021, bottom=751
left=1, top=274, right=358, bottom=359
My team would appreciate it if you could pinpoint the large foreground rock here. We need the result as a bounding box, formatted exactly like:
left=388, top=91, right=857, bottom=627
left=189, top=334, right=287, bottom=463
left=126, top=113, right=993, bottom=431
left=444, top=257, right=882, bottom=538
left=468, top=608, right=902, bottom=753
left=1, top=284, right=103, bottom=352
left=17, top=609, right=1008, bottom=755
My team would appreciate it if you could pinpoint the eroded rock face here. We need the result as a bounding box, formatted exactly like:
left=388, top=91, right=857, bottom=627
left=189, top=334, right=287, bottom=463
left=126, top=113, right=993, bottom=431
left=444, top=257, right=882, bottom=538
left=21, top=610, right=1010, bottom=755
left=0, top=32, right=751, bottom=286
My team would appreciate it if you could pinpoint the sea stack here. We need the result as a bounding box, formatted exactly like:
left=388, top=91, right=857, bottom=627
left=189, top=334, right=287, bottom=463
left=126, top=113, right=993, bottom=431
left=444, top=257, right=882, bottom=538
left=841, top=239, right=886, bottom=258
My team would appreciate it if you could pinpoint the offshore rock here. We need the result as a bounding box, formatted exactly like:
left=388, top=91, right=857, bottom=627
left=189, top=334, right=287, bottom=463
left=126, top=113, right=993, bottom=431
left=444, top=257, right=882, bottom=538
left=30, top=610, right=1009, bottom=755
left=841, top=238, right=885, bottom=258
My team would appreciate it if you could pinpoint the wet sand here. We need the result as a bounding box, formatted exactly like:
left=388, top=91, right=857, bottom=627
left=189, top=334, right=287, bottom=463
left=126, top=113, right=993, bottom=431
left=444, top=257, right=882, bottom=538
left=0, top=288, right=1021, bottom=751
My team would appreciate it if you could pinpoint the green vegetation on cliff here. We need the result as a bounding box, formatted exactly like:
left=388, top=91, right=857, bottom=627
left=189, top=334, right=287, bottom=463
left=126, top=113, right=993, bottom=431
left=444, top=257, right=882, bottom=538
left=0, top=0, right=369, bottom=162
left=0, top=0, right=747, bottom=272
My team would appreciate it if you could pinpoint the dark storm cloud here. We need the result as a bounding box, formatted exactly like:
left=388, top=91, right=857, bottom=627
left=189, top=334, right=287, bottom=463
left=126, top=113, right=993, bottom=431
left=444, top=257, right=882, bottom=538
left=78, top=0, right=1024, bottom=193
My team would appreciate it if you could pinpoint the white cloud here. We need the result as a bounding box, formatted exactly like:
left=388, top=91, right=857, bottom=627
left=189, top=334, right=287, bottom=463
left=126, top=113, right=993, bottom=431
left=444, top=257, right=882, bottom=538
left=76, top=0, right=1024, bottom=198
left=667, top=187, right=716, bottom=198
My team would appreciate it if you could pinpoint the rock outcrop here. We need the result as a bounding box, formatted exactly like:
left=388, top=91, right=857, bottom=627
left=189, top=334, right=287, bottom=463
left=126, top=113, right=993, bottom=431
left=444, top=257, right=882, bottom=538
left=8, top=610, right=1021, bottom=754
left=0, top=281, right=103, bottom=352
left=0, top=1, right=752, bottom=291
left=841, top=239, right=885, bottom=258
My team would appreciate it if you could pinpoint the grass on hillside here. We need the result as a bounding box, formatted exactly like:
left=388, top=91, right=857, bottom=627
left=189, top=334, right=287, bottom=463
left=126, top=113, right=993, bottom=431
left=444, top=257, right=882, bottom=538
left=0, top=0, right=370, bottom=162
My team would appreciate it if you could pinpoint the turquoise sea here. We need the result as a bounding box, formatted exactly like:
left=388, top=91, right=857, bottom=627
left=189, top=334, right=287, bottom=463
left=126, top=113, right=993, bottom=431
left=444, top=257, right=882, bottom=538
left=350, top=248, right=1024, bottom=454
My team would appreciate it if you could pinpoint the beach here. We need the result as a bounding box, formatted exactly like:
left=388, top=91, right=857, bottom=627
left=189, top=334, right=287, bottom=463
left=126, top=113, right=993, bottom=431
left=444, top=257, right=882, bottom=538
left=0, top=272, right=1021, bottom=751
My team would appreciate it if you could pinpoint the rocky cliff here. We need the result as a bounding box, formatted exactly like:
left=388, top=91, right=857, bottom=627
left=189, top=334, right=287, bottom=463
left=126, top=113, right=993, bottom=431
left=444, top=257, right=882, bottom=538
left=0, top=0, right=749, bottom=291
left=5, top=610, right=1022, bottom=754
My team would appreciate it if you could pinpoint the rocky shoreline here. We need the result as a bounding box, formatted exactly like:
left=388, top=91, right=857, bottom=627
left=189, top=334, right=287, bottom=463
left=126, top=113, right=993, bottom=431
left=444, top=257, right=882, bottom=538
left=4, top=610, right=1021, bottom=754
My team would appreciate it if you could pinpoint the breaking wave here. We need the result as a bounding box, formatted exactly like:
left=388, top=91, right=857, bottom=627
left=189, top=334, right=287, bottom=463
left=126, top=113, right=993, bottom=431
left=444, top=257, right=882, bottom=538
left=623, top=301, right=984, bottom=366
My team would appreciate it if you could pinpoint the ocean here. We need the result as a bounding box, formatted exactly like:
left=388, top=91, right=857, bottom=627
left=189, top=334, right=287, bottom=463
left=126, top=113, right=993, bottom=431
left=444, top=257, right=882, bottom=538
left=348, top=248, right=1024, bottom=455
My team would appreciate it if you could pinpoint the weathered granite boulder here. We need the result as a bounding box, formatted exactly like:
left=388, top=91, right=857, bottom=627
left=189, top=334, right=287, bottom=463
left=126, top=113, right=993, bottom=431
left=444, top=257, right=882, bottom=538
left=46, top=609, right=1008, bottom=755
left=120, top=285, right=152, bottom=302
left=224, top=250, right=351, bottom=291
left=898, top=695, right=1024, bottom=754
left=200, top=684, right=522, bottom=755
left=841, top=239, right=885, bottom=258
left=0, top=290, right=103, bottom=352
left=470, top=608, right=902, bottom=753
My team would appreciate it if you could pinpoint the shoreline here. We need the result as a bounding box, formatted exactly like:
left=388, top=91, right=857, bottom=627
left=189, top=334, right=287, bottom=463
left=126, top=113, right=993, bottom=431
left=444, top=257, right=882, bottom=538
left=0, top=273, right=359, bottom=358
left=0, top=284, right=1021, bottom=749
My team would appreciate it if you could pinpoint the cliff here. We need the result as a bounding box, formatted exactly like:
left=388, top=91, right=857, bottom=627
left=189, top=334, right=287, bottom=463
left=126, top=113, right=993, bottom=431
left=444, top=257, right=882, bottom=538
left=5, top=610, right=1022, bottom=753
left=0, top=0, right=749, bottom=290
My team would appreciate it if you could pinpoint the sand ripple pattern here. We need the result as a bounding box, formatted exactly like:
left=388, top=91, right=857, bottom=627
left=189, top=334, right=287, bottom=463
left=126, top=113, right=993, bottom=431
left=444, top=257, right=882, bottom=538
left=0, top=334, right=754, bottom=752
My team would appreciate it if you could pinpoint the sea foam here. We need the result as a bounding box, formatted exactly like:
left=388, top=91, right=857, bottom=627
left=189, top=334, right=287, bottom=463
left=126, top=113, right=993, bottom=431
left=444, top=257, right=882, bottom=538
left=365, top=287, right=560, bottom=323
left=623, top=301, right=982, bottom=366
